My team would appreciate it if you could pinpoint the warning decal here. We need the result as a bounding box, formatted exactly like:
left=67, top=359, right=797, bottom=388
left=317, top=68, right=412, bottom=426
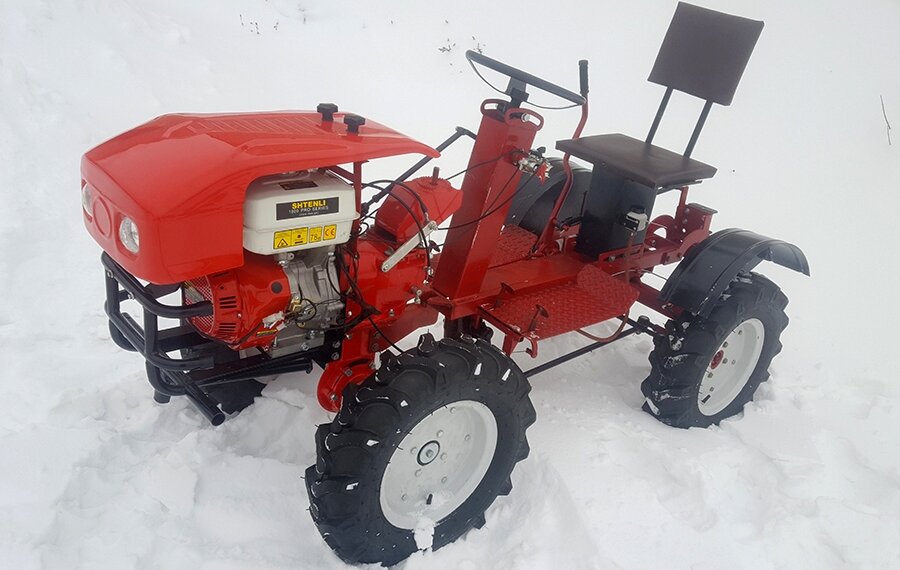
left=273, top=227, right=309, bottom=249
left=276, top=197, right=339, bottom=220
left=273, top=225, right=338, bottom=249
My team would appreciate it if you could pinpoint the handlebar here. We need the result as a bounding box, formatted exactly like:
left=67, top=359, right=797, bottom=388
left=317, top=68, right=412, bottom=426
left=465, top=50, right=586, bottom=106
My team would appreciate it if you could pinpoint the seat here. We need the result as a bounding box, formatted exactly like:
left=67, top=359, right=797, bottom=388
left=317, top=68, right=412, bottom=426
left=556, top=2, right=764, bottom=189
left=557, top=133, right=716, bottom=189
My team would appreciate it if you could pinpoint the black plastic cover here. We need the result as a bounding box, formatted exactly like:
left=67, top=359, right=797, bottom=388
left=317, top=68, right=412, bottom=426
left=660, top=228, right=810, bottom=317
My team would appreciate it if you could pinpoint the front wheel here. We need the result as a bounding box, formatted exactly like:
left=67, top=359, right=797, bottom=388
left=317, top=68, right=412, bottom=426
left=305, top=334, right=535, bottom=566
left=641, top=273, right=789, bottom=428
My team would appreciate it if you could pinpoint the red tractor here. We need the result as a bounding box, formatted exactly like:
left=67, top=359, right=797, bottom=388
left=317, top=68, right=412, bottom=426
left=82, top=3, right=807, bottom=566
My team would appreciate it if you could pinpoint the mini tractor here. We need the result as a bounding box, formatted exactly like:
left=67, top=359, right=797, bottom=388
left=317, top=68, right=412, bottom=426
left=81, top=3, right=808, bottom=566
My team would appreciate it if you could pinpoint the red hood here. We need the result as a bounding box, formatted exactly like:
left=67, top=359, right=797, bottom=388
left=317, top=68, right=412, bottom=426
left=81, top=111, right=438, bottom=283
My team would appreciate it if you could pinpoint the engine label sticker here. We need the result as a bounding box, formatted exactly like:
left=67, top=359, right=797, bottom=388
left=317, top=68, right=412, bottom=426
left=276, top=197, right=339, bottom=220
left=273, top=225, right=337, bottom=249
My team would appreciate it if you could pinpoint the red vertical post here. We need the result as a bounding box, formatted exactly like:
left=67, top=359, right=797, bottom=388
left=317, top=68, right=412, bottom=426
left=432, top=102, right=540, bottom=300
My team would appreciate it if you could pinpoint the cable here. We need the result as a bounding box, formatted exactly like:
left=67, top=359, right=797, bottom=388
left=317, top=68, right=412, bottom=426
left=367, top=316, right=403, bottom=354
left=436, top=169, right=535, bottom=231
left=361, top=179, right=431, bottom=220
left=576, top=313, right=630, bottom=343
left=359, top=181, right=432, bottom=276
left=445, top=150, right=513, bottom=181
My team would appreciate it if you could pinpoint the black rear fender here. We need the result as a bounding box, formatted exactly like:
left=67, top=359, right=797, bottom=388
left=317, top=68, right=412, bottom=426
left=659, top=228, right=809, bottom=318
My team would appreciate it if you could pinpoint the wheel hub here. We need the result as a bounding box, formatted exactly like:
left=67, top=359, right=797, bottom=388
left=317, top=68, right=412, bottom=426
left=417, top=440, right=441, bottom=466
left=697, top=318, right=765, bottom=416
left=379, top=400, right=498, bottom=530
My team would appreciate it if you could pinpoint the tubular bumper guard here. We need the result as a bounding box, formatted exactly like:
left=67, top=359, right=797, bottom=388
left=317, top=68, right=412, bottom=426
left=102, top=252, right=318, bottom=425
left=102, top=252, right=214, bottom=371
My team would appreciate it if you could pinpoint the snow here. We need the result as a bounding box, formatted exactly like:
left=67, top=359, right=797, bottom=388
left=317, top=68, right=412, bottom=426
left=1, top=0, right=899, bottom=568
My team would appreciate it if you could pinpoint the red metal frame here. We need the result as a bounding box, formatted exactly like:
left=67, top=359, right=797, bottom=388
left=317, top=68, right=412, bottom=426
left=431, top=101, right=542, bottom=300
left=313, top=101, right=717, bottom=409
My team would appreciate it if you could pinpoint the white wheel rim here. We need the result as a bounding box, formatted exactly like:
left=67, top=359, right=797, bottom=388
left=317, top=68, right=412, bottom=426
left=697, top=318, right=765, bottom=416
left=379, top=400, right=498, bottom=530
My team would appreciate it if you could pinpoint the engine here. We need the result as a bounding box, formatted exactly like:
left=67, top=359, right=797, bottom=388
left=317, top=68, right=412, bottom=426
left=183, top=170, right=356, bottom=355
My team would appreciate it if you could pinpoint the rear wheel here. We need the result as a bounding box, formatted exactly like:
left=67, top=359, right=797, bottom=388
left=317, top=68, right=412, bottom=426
left=641, top=273, right=789, bottom=428
left=305, top=334, right=535, bottom=566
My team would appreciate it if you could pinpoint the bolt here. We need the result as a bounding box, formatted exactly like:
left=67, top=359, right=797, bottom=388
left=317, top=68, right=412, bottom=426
left=723, top=342, right=729, bottom=348
left=388, top=309, right=396, bottom=317
left=343, top=369, right=353, bottom=377
left=738, top=330, right=743, bottom=335
left=464, top=434, right=471, bottom=442
left=707, top=372, right=714, bottom=378
left=332, top=341, right=341, bottom=348
left=437, top=430, right=444, bottom=437
left=401, top=494, right=408, bottom=501
left=415, top=469, right=422, bottom=477
left=329, top=393, right=337, bottom=401
left=722, top=358, right=728, bottom=364
left=331, top=352, right=340, bottom=361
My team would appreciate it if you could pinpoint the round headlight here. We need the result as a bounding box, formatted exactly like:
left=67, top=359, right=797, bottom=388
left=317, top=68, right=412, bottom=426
left=119, top=217, right=140, bottom=254
left=81, top=183, right=94, bottom=217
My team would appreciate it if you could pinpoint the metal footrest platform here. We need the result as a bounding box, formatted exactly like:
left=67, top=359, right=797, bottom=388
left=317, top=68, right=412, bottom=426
left=490, top=225, right=538, bottom=267
left=480, top=265, right=639, bottom=341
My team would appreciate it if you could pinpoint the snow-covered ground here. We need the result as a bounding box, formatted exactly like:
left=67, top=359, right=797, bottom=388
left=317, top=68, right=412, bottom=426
left=1, top=0, right=899, bottom=568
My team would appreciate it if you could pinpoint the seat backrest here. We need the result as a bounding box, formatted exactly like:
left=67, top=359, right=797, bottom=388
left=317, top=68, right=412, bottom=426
left=648, top=2, right=764, bottom=106
left=645, top=3, right=764, bottom=157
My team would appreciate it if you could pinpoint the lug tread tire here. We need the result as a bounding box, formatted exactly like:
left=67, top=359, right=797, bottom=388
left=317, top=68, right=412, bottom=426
left=641, top=273, right=789, bottom=428
left=306, top=335, right=535, bottom=566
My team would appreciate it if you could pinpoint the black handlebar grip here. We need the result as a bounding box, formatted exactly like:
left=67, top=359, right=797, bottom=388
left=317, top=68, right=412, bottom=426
left=579, top=60, right=589, bottom=97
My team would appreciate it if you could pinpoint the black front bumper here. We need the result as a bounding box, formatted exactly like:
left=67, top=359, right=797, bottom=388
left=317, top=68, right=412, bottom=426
left=102, top=253, right=318, bottom=425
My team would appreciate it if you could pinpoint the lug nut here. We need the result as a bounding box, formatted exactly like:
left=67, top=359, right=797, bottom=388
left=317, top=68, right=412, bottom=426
left=440, top=453, right=447, bottom=460
left=437, top=430, right=444, bottom=437
left=401, top=494, right=408, bottom=501
left=411, top=447, right=418, bottom=455
left=464, top=434, right=471, bottom=442
left=441, top=477, right=448, bottom=484
left=415, top=469, right=422, bottom=477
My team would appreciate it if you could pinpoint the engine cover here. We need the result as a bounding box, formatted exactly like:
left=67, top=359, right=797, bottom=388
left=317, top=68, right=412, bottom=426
left=183, top=253, right=290, bottom=348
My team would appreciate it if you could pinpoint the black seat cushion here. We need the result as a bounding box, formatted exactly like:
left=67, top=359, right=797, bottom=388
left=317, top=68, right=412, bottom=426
left=557, top=133, right=717, bottom=189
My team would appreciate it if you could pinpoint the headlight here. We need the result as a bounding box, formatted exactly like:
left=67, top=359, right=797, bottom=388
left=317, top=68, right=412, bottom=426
left=81, top=183, right=94, bottom=217
left=119, top=217, right=140, bottom=254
